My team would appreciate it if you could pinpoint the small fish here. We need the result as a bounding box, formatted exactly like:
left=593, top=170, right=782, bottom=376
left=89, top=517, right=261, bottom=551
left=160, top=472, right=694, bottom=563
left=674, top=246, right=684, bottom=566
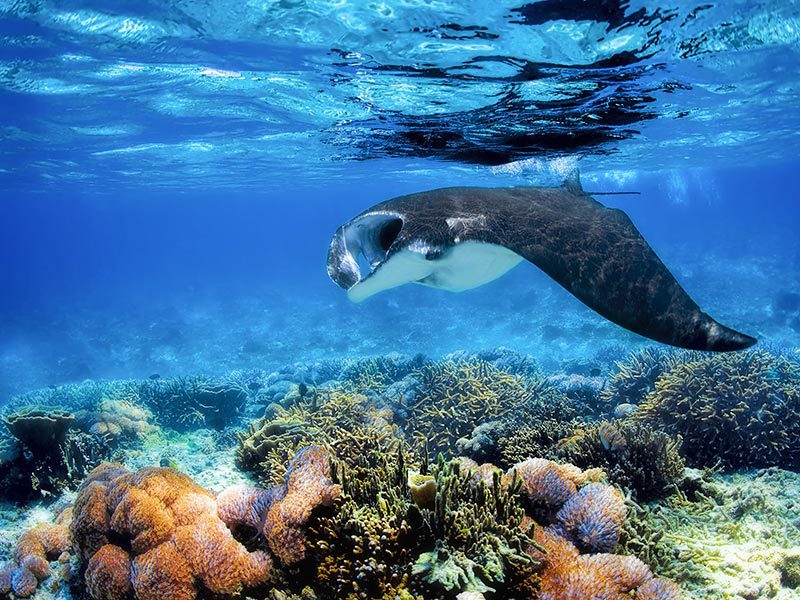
left=149, top=374, right=161, bottom=380
left=159, top=457, right=180, bottom=470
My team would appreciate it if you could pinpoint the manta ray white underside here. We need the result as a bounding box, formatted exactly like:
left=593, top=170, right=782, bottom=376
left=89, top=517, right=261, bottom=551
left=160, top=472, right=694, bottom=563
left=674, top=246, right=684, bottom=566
left=347, top=241, right=523, bottom=302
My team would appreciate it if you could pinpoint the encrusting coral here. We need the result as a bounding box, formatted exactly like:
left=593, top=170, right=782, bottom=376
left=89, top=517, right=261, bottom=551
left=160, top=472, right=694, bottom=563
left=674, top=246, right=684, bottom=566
left=70, top=446, right=338, bottom=600
left=0, top=507, right=73, bottom=598
left=636, top=348, right=800, bottom=469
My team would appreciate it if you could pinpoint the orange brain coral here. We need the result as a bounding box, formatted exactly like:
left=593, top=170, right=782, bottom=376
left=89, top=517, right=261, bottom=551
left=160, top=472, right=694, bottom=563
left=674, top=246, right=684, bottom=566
left=0, top=506, right=73, bottom=598
left=72, top=446, right=339, bottom=600
left=218, top=445, right=341, bottom=566
left=72, top=463, right=273, bottom=600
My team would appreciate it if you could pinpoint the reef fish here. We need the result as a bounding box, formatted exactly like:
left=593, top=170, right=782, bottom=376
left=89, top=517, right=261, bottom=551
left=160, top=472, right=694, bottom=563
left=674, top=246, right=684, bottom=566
left=327, top=177, right=756, bottom=351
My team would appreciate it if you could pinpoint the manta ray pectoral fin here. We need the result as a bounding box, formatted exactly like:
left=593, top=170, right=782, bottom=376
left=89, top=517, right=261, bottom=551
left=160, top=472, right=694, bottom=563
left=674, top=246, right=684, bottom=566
left=502, top=189, right=756, bottom=352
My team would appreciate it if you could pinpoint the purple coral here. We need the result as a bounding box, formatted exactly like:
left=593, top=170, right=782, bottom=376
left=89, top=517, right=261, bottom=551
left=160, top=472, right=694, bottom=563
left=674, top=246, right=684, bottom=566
left=556, top=482, right=626, bottom=553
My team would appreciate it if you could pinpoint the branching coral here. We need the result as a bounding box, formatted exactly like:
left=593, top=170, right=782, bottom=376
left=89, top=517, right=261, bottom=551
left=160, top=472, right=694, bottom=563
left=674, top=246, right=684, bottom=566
left=556, top=421, right=685, bottom=500
left=137, top=375, right=249, bottom=431
left=306, top=451, right=536, bottom=599
left=339, top=353, right=428, bottom=392
left=601, top=347, right=701, bottom=408
left=399, top=360, right=575, bottom=462
left=236, top=385, right=402, bottom=486
left=636, top=349, right=800, bottom=469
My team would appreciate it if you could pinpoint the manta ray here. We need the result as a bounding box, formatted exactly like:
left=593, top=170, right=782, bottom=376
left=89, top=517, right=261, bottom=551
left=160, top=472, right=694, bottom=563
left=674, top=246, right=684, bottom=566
left=326, top=177, right=756, bottom=351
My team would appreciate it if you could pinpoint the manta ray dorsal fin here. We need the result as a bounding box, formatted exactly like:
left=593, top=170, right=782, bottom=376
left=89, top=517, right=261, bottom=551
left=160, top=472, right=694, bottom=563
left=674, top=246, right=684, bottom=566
left=562, top=168, right=583, bottom=195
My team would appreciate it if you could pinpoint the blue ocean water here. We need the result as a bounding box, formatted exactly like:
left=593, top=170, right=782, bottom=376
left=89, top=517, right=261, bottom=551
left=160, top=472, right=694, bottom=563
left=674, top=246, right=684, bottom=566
left=1, top=0, right=799, bottom=402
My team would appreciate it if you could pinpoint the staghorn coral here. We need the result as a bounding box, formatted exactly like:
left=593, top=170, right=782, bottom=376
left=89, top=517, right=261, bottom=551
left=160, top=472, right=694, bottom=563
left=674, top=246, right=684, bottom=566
left=71, top=461, right=274, bottom=600
left=137, top=375, right=249, bottom=431
left=399, top=359, right=574, bottom=461
left=636, top=349, right=800, bottom=469
left=339, top=353, right=428, bottom=392
left=236, top=385, right=402, bottom=487
left=556, top=420, right=685, bottom=500
left=601, top=347, right=701, bottom=407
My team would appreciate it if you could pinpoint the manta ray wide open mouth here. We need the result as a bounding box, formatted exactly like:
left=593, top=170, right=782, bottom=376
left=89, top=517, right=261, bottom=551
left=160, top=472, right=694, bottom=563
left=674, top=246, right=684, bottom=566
left=327, top=212, right=405, bottom=291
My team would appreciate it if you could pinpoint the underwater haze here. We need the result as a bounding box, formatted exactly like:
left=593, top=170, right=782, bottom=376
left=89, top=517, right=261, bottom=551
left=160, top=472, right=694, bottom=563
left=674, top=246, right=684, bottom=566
left=1, top=1, right=800, bottom=600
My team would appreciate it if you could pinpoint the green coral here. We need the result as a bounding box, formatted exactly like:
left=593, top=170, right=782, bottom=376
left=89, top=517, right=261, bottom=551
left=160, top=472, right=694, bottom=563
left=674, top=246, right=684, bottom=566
left=306, top=451, right=535, bottom=599
left=399, top=360, right=574, bottom=462
left=555, top=420, right=684, bottom=500
left=779, top=551, right=800, bottom=588
left=601, top=347, right=702, bottom=407
left=412, top=545, right=493, bottom=593
left=236, top=385, right=403, bottom=486
left=636, top=349, right=800, bottom=469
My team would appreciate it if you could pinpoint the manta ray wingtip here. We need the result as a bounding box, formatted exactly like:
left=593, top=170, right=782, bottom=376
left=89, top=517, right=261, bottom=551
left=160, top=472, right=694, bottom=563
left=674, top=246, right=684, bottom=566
left=696, top=316, right=757, bottom=352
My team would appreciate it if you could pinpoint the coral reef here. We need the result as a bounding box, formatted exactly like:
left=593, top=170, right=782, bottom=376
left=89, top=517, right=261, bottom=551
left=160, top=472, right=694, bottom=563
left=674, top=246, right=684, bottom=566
left=636, top=349, right=800, bottom=469
left=556, top=420, right=685, bottom=500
